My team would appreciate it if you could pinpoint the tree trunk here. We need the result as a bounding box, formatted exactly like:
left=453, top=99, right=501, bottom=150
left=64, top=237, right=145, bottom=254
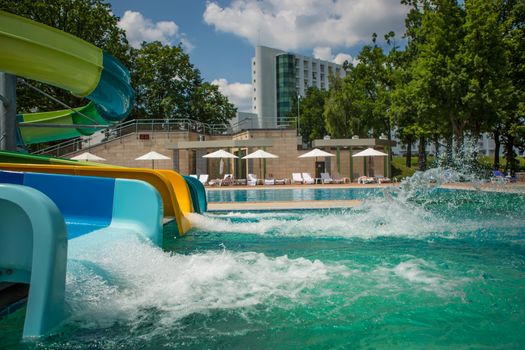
left=433, top=136, right=440, bottom=159
left=446, top=135, right=453, bottom=165
left=418, top=136, right=427, bottom=171
left=387, top=123, right=393, bottom=163
left=405, top=138, right=413, bottom=168
left=504, top=135, right=516, bottom=176
left=493, top=128, right=501, bottom=169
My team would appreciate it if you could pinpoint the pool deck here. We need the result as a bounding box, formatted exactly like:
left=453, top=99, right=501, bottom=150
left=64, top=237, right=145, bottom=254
left=205, top=182, right=525, bottom=211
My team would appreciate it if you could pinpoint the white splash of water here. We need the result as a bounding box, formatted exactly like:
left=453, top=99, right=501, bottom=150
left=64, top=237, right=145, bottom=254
left=373, top=258, right=470, bottom=298
left=65, top=232, right=346, bottom=333
left=188, top=200, right=459, bottom=240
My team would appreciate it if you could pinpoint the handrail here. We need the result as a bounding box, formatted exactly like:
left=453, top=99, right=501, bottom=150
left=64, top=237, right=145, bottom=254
left=32, top=116, right=300, bottom=158
left=32, top=118, right=234, bottom=157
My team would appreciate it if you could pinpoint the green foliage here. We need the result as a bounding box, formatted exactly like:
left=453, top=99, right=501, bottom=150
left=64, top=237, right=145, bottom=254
left=391, top=156, right=418, bottom=178
left=131, top=41, right=236, bottom=123
left=0, top=0, right=129, bottom=114
left=324, top=74, right=367, bottom=138
left=288, top=87, right=329, bottom=143
left=324, top=36, right=396, bottom=140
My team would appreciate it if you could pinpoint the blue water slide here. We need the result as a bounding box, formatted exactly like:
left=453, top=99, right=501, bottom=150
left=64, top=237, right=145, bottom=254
left=0, top=170, right=164, bottom=337
left=0, top=170, right=163, bottom=244
left=0, top=184, right=67, bottom=338
left=184, top=175, right=207, bottom=213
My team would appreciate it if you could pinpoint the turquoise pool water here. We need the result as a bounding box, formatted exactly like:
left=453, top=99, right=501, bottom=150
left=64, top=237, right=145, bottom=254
left=2, top=188, right=525, bottom=349
left=207, top=187, right=384, bottom=202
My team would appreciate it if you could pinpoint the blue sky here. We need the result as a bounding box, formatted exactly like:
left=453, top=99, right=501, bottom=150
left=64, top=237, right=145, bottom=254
left=108, top=0, right=408, bottom=112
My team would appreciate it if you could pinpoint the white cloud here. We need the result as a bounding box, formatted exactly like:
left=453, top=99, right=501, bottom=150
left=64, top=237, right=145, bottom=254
left=203, top=0, right=407, bottom=51
left=118, top=10, right=194, bottom=51
left=313, top=47, right=333, bottom=61
left=212, top=78, right=252, bottom=112
left=313, top=47, right=358, bottom=66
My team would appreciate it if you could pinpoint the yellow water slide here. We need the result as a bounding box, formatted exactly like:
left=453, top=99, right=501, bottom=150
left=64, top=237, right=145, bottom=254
left=0, top=163, right=193, bottom=236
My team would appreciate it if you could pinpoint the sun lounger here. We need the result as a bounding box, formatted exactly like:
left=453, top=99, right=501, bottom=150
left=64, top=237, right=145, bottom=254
left=220, top=174, right=234, bottom=186
left=247, top=173, right=258, bottom=186
left=320, top=172, right=334, bottom=184
left=491, top=170, right=510, bottom=183
left=357, top=176, right=375, bottom=184
left=332, top=171, right=349, bottom=184
left=302, top=172, right=315, bottom=184
left=292, top=172, right=303, bottom=184
left=375, top=176, right=391, bottom=184
left=275, top=178, right=286, bottom=185
left=198, top=174, right=209, bottom=185
left=264, top=178, right=275, bottom=185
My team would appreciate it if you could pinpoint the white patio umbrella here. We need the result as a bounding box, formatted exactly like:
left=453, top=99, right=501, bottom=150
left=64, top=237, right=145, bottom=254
left=352, top=148, right=388, bottom=157
left=352, top=148, right=388, bottom=177
left=70, top=152, right=105, bottom=162
left=243, top=149, right=279, bottom=178
left=298, top=148, right=335, bottom=158
left=135, top=151, right=171, bottom=169
left=202, top=149, right=238, bottom=159
left=202, top=149, right=238, bottom=177
left=298, top=148, right=334, bottom=177
left=243, top=149, right=279, bottom=159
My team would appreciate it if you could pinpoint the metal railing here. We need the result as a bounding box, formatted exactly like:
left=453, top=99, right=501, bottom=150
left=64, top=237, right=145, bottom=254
left=33, top=118, right=233, bottom=157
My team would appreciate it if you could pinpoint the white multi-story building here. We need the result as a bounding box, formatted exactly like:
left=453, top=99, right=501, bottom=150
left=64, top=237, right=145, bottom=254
left=251, top=46, right=345, bottom=129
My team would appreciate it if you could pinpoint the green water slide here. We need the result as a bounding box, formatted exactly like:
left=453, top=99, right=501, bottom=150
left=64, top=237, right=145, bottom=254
left=0, top=10, right=134, bottom=144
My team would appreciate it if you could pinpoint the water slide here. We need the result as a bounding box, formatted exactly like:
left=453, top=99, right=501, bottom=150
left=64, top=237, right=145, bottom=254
left=0, top=149, right=207, bottom=214
left=0, top=171, right=163, bottom=337
left=0, top=10, right=134, bottom=144
left=0, top=163, right=194, bottom=236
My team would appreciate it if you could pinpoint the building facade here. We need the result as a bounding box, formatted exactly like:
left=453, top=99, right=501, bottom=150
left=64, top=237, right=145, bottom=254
left=251, top=46, right=346, bottom=129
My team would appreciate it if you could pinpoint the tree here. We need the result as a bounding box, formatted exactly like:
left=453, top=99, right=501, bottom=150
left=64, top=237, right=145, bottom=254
left=132, top=41, right=236, bottom=125
left=324, top=74, right=368, bottom=138
left=459, top=0, right=509, bottom=137
left=497, top=0, right=525, bottom=174
left=190, top=82, right=237, bottom=127
left=288, top=87, right=328, bottom=144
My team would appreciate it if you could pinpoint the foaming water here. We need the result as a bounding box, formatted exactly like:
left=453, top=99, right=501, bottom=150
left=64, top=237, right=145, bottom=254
left=64, top=232, right=345, bottom=337
left=189, top=188, right=525, bottom=241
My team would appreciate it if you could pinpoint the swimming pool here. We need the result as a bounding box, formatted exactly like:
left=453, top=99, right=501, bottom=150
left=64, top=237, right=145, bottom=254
left=2, top=187, right=525, bottom=349
left=207, top=187, right=385, bottom=202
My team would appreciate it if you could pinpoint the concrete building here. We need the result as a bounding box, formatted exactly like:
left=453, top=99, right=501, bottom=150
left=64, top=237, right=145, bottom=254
left=251, top=46, right=346, bottom=129
left=60, top=120, right=394, bottom=182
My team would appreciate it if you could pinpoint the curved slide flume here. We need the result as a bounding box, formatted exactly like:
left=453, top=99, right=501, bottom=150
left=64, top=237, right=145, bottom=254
left=0, top=163, right=194, bottom=236
left=0, top=10, right=134, bottom=144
